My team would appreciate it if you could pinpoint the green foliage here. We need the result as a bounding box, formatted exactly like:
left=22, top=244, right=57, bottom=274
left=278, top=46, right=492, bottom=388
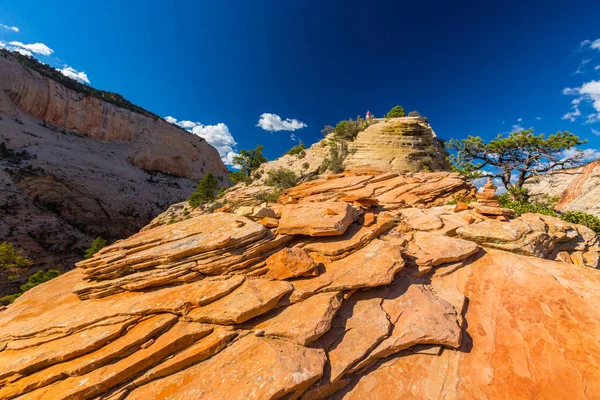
left=84, top=237, right=107, bottom=259
left=386, top=105, right=406, bottom=118
left=255, top=189, right=284, bottom=203
left=233, top=145, right=267, bottom=176
left=0, top=242, right=32, bottom=270
left=302, top=162, right=310, bottom=170
left=446, top=129, right=587, bottom=189
left=0, top=269, right=60, bottom=305
left=321, top=125, right=335, bottom=136
left=285, top=141, right=306, bottom=157
left=20, top=270, right=60, bottom=292
left=229, top=171, right=252, bottom=185
left=0, top=141, right=32, bottom=165
left=446, top=196, right=475, bottom=205
left=407, top=110, right=421, bottom=117
left=3, top=49, right=161, bottom=120
left=333, top=119, right=362, bottom=141
left=189, top=172, right=220, bottom=208
left=265, top=169, right=298, bottom=189
left=561, top=212, right=600, bottom=234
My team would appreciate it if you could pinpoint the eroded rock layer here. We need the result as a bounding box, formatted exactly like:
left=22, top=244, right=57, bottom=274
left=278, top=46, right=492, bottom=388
left=344, top=117, right=450, bottom=173
left=1, top=171, right=599, bottom=399
left=0, top=51, right=230, bottom=292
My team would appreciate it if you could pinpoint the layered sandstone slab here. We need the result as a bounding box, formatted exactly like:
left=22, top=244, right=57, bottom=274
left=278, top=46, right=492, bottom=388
left=344, top=117, right=450, bottom=173
left=525, top=159, right=600, bottom=217
left=1, top=171, right=599, bottom=400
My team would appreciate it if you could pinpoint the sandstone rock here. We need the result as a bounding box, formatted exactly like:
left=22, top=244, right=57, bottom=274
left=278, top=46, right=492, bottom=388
left=362, top=212, right=376, bottom=227
left=263, top=247, right=319, bottom=280
left=473, top=204, right=515, bottom=217
left=1, top=169, right=600, bottom=400
left=0, top=54, right=229, bottom=286
left=186, top=279, right=293, bottom=325
left=410, top=231, right=480, bottom=267
left=260, top=216, right=279, bottom=228
left=291, top=239, right=404, bottom=302
left=454, top=201, right=469, bottom=212
left=526, top=159, right=600, bottom=217
left=343, top=250, right=600, bottom=399
left=126, top=335, right=327, bottom=400
left=256, top=292, right=343, bottom=345
left=278, top=202, right=356, bottom=236
left=350, top=280, right=463, bottom=372
left=344, top=117, right=450, bottom=173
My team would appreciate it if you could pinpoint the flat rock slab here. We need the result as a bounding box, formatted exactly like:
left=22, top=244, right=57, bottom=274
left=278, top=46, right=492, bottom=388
left=351, top=280, right=463, bottom=372
left=291, top=239, right=404, bottom=302
left=186, top=279, right=293, bottom=325
left=412, top=231, right=479, bottom=266
left=278, top=202, right=355, bottom=236
left=263, top=247, right=318, bottom=280
left=126, top=335, right=327, bottom=400
left=256, top=292, right=343, bottom=345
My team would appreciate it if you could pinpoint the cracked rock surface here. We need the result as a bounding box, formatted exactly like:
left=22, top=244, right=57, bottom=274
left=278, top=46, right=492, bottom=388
left=1, top=171, right=600, bottom=399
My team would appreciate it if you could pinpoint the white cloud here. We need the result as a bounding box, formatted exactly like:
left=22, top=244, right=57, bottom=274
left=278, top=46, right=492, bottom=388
left=562, top=80, right=600, bottom=123
left=562, top=106, right=582, bottom=122
left=511, top=124, right=525, bottom=132
left=8, top=41, right=53, bottom=56
left=12, top=48, right=32, bottom=57
left=536, top=116, right=542, bottom=120
left=165, top=116, right=239, bottom=166
left=57, top=66, right=90, bottom=84
left=591, top=128, right=600, bottom=136
left=0, top=24, right=18, bottom=32
left=517, top=117, right=523, bottom=122
left=257, top=113, right=307, bottom=132
left=580, top=38, right=600, bottom=50
left=561, top=147, right=600, bottom=162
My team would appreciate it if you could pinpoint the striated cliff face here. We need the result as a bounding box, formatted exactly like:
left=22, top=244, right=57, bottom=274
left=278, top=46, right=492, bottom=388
left=0, top=52, right=230, bottom=295
left=525, top=159, right=600, bottom=217
left=1, top=171, right=599, bottom=399
left=345, top=117, right=450, bottom=173
left=0, top=53, right=228, bottom=181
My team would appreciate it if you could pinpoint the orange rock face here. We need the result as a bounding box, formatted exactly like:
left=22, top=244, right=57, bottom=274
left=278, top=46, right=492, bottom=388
left=1, top=171, right=599, bottom=399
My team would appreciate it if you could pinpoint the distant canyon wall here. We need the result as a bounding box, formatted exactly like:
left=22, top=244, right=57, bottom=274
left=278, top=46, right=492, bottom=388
left=0, top=52, right=229, bottom=182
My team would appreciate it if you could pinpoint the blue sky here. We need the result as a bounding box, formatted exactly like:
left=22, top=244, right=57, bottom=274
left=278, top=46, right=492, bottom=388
left=2, top=0, right=600, bottom=167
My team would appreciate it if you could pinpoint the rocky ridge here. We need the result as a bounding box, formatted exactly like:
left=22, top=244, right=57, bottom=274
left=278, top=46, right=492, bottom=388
left=526, top=159, right=600, bottom=217
left=1, top=170, right=599, bottom=399
left=0, top=51, right=229, bottom=294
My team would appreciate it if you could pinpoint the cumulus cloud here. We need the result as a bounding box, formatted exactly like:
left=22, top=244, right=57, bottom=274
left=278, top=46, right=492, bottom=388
left=0, top=24, right=18, bottom=32
left=57, top=66, right=90, bottom=84
left=562, top=80, right=600, bottom=123
left=8, top=41, right=53, bottom=56
left=561, top=147, right=600, bottom=162
left=580, top=38, right=600, bottom=50
left=257, top=113, right=307, bottom=132
left=164, top=116, right=239, bottom=166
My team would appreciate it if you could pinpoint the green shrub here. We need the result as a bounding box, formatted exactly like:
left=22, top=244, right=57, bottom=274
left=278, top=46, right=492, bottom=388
left=229, top=171, right=252, bottom=185
left=189, top=173, right=219, bottom=208
left=20, top=270, right=60, bottom=292
left=0, top=269, right=60, bottom=305
left=285, top=141, right=306, bottom=156
left=407, top=110, right=421, bottom=117
left=386, top=105, right=406, bottom=118
left=84, top=237, right=107, bottom=259
left=255, top=189, right=284, bottom=203
left=0, top=242, right=32, bottom=270
left=233, top=145, right=267, bottom=176
left=560, top=212, right=600, bottom=234
left=265, top=169, right=297, bottom=189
